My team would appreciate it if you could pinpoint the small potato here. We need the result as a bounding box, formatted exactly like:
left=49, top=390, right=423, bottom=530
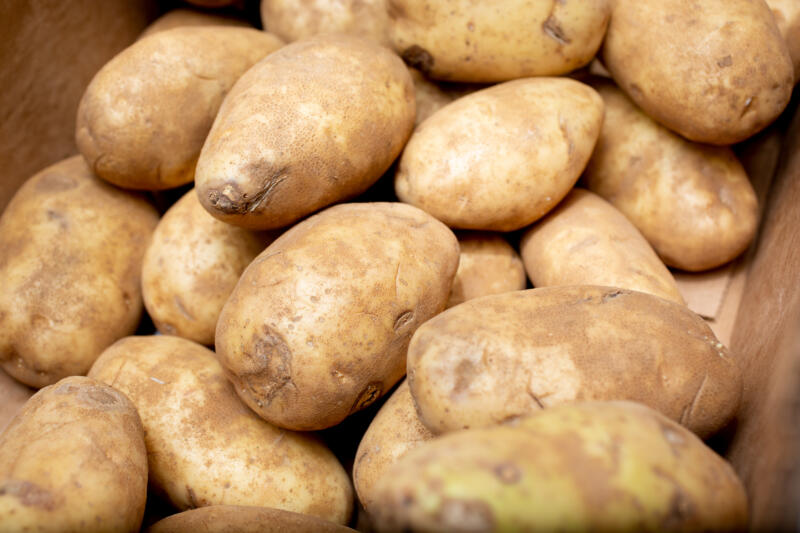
left=0, top=376, right=148, bottom=532
left=767, top=0, right=800, bottom=81
left=448, top=232, right=526, bottom=308
left=583, top=79, right=759, bottom=271
left=371, top=401, right=747, bottom=532
left=216, top=203, right=459, bottom=430
left=408, top=286, right=742, bottom=438
left=603, top=0, right=793, bottom=144
left=389, top=0, right=611, bottom=82
left=76, top=27, right=284, bottom=190
left=139, top=8, right=251, bottom=38
left=520, top=189, right=683, bottom=304
left=142, top=189, right=273, bottom=345
left=0, top=156, right=158, bottom=388
left=395, top=78, right=603, bottom=231
left=88, top=336, right=353, bottom=524
left=148, top=505, right=357, bottom=533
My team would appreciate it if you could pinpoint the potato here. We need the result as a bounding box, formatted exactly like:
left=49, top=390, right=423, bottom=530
left=0, top=156, right=158, bottom=388
left=395, top=77, right=603, bottom=231
left=583, top=79, right=759, bottom=271
left=767, top=0, right=800, bottom=81
left=409, top=68, right=456, bottom=126
left=520, top=189, right=683, bottom=304
left=76, top=27, right=284, bottom=190
left=0, top=376, right=147, bottom=532
left=148, top=505, right=356, bottom=533
left=448, top=232, right=526, bottom=308
left=88, top=336, right=353, bottom=524
left=142, top=189, right=273, bottom=345
left=408, top=286, right=742, bottom=438
left=370, top=401, right=747, bottom=532
left=0, top=369, right=33, bottom=433
left=603, top=0, right=793, bottom=145
left=139, top=8, right=250, bottom=38
left=353, top=380, right=434, bottom=512
left=216, top=202, right=459, bottom=430
left=388, top=0, right=611, bottom=82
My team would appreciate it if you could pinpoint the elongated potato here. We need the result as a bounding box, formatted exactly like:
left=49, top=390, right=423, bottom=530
left=216, top=203, right=459, bottom=430
left=371, top=401, right=747, bottom=532
left=76, top=27, right=284, bottom=190
left=768, top=0, right=800, bottom=81
left=88, top=336, right=353, bottom=524
left=0, top=156, right=158, bottom=388
left=583, top=79, right=759, bottom=271
left=408, top=286, right=742, bottom=438
left=389, top=0, right=611, bottom=82
left=0, top=376, right=148, bottom=532
left=521, top=189, right=683, bottom=304
left=395, top=78, right=603, bottom=231
left=196, top=35, right=415, bottom=230
left=148, top=505, right=357, bottom=533
left=139, top=8, right=250, bottom=38
left=603, top=0, right=793, bottom=144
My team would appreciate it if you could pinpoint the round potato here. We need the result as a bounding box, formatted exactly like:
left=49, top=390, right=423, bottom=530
left=0, top=156, right=158, bottom=388
left=395, top=77, right=603, bottom=231
left=139, top=8, right=250, bottom=38
left=195, top=34, right=415, bottom=230
left=520, top=189, right=683, bottom=304
left=76, top=27, right=284, bottom=190
left=408, top=286, right=742, bottom=438
left=371, top=401, right=747, bottom=532
left=583, top=79, right=759, bottom=271
left=388, top=0, right=611, bottom=82
left=767, top=0, right=800, bottom=81
left=0, top=376, right=148, bottom=532
left=148, top=505, right=356, bottom=533
left=216, top=202, right=459, bottom=431
left=142, top=189, right=273, bottom=345
left=603, top=0, right=793, bottom=145
left=88, top=336, right=353, bottom=524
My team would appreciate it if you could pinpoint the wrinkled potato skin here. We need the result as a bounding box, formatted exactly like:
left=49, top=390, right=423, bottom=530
left=408, top=286, right=742, bottom=438
left=148, top=505, right=357, bottom=533
left=395, top=78, right=603, bottom=231
left=0, top=376, right=148, bottom=532
left=196, top=35, right=415, bottom=230
left=0, top=156, right=158, bottom=388
left=603, top=0, right=793, bottom=145
left=388, top=0, right=611, bottom=82
left=142, top=189, right=273, bottom=345
left=521, top=189, right=683, bottom=304
left=139, top=9, right=251, bottom=38
left=448, top=232, right=526, bottom=308
left=583, top=80, right=759, bottom=271
left=767, top=0, right=800, bottom=81
left=216, top=203, right=459, bottom=430
left=76, top=27, right=284, bottom=190
left=88, top=336, right=353, bottom=524
left=371, top=402, right=747, bottom=532
left=353, top=380, right=435, bottom=512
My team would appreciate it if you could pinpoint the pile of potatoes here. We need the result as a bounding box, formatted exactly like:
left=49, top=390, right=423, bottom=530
left=1, top=0, right=798, bottom=530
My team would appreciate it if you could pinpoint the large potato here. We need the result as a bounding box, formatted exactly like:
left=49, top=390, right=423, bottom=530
left=139, top=8, right=250, bottom=38
left=520, top=189, right=683, bottom=304
left=583, top=79, right=759, bottom=271
left=148, top=505, right=356, bottom=533
left=0, top=156, right=158, bottom=388
left=76, top=27, right=284, bottom=190
left=603, top=0, right=793, bottom=145
left=88, top=336, right=353, bottom=524
left=371, top=401, right=747, bottom=532
left=395, top=77, right=603, bottom=231
left=388, top=0, right=611, bottom=82
left=196, top=35, right=415, bottom=230
left=767, top=0, right=800, bottom=81
left=0, top=376, right=147, bottom=532
left=216, top=203, right=459, bottom=430
left=408, top=286, right=742, bottom=438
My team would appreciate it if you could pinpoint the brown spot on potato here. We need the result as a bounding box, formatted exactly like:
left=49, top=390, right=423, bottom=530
left=243, top=326, right=294, bottom=404
left=493, top=462, right=521, bottom=484
left=351, top=381, right=382, bottom=413
left=84, top=388, right=118, bottom=407
left=0, top=481, right=56, bottom=510
left=402, top=45, right=434, bottom=74
left=717, top=55, right=733, bottom=68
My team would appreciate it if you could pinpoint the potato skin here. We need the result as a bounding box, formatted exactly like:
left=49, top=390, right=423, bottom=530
left=408, top=286, right=742, bottom=438
left=139, top=8, right=250, bottom=38
left=0, top=156, right=158, bottom=388
left=583, top=79, right=759, bottom=271
left=388, top=0, right=610, bottom=82
left=216, top=202, right=459, bottom=430
left=768, top=0, right=800, bottom=81
left=0, top=376, right=148, bottom=533
left=88, top=336, right=353, bottom=524
left=142, top=189, right=273, bottom=345
left=395, top=77, right=603, bottom=231
left=148, top=505, right=357, bottom=533
left=76, top=27, right=284, bottom=190
left=195, top=34, right=415, bottom=230
left=603, top=0, right=793, bottom=145
left=521, top=189, right=683, bottom=304
left=0, top=369, right=33, bottom=433
left=371, top=401, right=747, bottom=532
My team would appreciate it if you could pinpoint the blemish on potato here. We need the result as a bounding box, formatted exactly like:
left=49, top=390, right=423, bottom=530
left=402, top=45, right=434, bottom=74
left=493, top=462, right=522, bottom=484
left=0, top=480, right=57, bottom=511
